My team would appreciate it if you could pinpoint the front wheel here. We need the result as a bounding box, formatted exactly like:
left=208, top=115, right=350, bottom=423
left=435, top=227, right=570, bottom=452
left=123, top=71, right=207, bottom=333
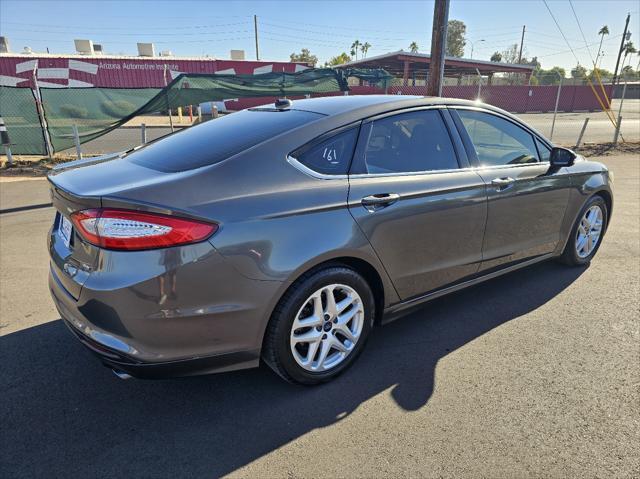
left=558, top=195, right=608, bottom=266
left=262, top=266, right=375, bottom=385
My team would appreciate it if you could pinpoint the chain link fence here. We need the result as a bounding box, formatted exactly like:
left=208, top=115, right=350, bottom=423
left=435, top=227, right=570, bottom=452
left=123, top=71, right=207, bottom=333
left=0, top=87, right=47, bottom=155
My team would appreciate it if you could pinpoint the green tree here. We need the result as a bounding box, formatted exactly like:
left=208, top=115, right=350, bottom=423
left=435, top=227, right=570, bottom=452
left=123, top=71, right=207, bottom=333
left=571, top=64, right=588, bottom=83
left=445, top=20, right=466, bottom=57
left=409, top=41, right=419, bottom=53
left=490, top=51, right=502, bottom=62
left=325, top=52, right=352, bottom=67
left=290, top=48, right=318, bottom=67
left=361, top=42, right=371, bottom=58
left=596, top=25, right=609, bottom=66
left=350, top=40, right=361, bottom=60
left=501, top=44, right=519, bottom=64
left=588, top=67, right=614, bottom=82
left=534, top=66, right=565, bottom=85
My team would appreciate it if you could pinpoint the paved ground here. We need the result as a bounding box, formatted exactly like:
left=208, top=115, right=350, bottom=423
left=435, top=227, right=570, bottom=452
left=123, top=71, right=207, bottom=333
left=0, top=153, right=638, bottom=478
left=53, top=99, right=640, bottom=156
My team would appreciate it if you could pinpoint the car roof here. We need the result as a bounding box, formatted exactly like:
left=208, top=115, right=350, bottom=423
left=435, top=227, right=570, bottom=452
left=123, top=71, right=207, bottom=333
left=280, top=94, right=551, bottom=144
left=287, top=94, right=492, bottom=116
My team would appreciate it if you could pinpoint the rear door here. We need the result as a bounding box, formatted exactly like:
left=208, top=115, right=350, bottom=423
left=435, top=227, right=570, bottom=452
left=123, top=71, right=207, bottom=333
left=450, top=108, right=571, bottom=271
left=347, top=108, right=487, bottom=300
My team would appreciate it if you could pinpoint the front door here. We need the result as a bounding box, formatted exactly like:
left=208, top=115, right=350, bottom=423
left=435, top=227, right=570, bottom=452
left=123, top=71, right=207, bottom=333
left=451, top=108, right=571, bottom=271
left=347, top=108, right=487, bottom=300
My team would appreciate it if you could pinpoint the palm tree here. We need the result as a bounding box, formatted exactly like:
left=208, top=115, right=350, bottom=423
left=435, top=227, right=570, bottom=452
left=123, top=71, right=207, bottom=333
left=350, top=40, right=361, bottom=61
left=622, top=42, right=637, bottom=72
left=596, top=25, right=609, bottom=67
left=409, top=41, right=419, bottom=53
left=361, top=42, right=371, bottom=58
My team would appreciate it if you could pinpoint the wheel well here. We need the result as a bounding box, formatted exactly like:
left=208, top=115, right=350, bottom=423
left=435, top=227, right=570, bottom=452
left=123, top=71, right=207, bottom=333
left=281, top=257, right=386, bottom=326
left=594, top=190, right=612, bottom=228
left=330, top=257, right=385, bottom=325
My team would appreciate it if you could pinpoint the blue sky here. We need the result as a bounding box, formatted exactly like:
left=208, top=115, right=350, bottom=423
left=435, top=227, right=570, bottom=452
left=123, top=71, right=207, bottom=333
left=1, top=0, right=639, bottom=72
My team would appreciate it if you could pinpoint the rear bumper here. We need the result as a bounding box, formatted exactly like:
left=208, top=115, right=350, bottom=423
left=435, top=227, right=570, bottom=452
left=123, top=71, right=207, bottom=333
left=48, top=241, right=285, bottom=379
left=61, top=317, right=259, bottom=378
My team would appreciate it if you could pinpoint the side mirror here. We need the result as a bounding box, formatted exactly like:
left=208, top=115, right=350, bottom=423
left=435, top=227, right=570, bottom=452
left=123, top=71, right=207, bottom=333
left=550, top=147, right=576, bottom=167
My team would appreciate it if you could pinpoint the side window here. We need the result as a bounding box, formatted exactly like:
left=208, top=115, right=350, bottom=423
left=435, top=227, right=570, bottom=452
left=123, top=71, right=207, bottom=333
left=291, top=127, right=358, bottom=175
left=456, top=110, right=539, bottom=166
left=354, top=110, right=458, bottom=174
left=535, top=137, right=552, bottom=162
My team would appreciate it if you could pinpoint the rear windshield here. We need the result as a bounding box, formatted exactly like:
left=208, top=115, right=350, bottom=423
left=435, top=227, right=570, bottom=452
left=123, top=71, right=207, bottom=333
left=126, top=109, right=322, bottom=172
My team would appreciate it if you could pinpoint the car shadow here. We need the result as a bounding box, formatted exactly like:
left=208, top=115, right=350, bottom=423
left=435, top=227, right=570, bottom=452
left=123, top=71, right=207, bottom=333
left=1, top=261, right=585, bottom=477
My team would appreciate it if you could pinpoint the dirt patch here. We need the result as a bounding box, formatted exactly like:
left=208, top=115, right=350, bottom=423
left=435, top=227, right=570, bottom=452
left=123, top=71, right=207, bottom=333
left=0, top=156, right=77, bottom=178
left=576, top=142, right=640, bottom=157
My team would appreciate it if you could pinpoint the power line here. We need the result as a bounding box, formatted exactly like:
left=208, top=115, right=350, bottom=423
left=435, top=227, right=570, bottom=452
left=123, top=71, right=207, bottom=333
left=568, top=0, right=596, bottom=65
left=541, top=0, right=581, bottom=64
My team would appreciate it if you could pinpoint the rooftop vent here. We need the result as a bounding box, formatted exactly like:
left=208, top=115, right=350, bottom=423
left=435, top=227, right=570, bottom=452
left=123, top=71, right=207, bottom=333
left=137, top=43, right=155, bottom=57
left=159, top=50, right=173, bottom=57
left=0, top=36, right=9, bottom=53
left=230, top=49, right=245, bottom=61
left=93, top=44, right=103, bottom=54
left=74, top=39, right=94, bottom=54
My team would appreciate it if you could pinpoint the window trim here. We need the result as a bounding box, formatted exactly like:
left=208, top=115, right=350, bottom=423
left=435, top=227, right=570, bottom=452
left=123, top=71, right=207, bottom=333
left=287, top=122, right=361, bottom=179
left=349, top=107, right=465, bottom=178
left=449, top=106, right=553, bottom=170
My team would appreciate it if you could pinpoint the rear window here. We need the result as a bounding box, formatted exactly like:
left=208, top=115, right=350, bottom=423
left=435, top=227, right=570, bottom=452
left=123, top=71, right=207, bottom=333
left=126, top=109, right=322, bottom=172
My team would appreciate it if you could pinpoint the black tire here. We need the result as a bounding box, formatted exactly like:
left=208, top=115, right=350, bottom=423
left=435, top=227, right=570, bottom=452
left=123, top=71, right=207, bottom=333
left=558, top=195, right=608, bottom=266
left=262, top=265, right=375, bottom=385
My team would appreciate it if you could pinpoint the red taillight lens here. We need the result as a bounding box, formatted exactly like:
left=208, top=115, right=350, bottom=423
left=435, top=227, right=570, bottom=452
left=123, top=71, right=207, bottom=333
left=70, top=208, right=217, bottom=251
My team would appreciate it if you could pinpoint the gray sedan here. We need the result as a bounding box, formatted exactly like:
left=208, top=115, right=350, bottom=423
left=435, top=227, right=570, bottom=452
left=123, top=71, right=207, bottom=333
left=48, top=95, right=612, bottom=384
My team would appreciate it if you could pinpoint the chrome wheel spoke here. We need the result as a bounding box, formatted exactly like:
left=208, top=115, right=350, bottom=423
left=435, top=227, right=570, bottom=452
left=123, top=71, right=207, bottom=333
left=324, top=287, right=338, bottom=317
left=313, top=339, right=332, bottom=371
left=330, top=335, right=350, bottom=353
left=291, top=329, right=322, bottom=344
left=335, top=322, right=357, bottom=342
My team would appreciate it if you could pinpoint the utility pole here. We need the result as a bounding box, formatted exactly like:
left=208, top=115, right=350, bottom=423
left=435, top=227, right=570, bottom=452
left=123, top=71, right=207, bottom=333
left=518, top=25, right=526, bottom=64
left=426, top=0, right=450, bottom=97
left=612, top=13, right=631, bottom=85
left=254, top=15, right=260, bottom=61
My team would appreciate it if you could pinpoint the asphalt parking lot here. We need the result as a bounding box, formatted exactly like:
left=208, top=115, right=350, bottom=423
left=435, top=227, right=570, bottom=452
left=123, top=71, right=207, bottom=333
left=0, top=153, right=638, bottom=478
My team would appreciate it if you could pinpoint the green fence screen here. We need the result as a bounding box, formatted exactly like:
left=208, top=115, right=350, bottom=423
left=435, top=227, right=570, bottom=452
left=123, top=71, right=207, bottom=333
left=41, top=88, right=160, bottom=152
left=0, top=86, right=47, bottom=155
left=2, top=68, right=392, bottom=154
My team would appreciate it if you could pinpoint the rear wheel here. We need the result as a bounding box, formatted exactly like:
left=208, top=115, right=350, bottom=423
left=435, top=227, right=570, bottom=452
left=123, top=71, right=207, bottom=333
left=263, top=266, right=375, bottom=385
left=559, top=195, right=607, bottom=266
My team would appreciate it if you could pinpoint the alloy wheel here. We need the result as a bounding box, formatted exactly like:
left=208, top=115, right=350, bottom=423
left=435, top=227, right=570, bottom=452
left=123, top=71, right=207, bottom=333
left=575, top=205, right=604, bottom=258
left=289, top=284, right=365, bottom=372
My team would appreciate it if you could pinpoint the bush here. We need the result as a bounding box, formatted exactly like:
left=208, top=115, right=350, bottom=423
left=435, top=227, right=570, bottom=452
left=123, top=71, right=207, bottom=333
left=101, top=100, right=137, bottom=117
left=59, top=104, right=89, bottom=119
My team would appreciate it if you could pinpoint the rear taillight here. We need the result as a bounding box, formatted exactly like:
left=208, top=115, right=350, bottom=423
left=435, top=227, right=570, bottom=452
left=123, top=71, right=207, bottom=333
left=70, top=208, right=217, bottom=251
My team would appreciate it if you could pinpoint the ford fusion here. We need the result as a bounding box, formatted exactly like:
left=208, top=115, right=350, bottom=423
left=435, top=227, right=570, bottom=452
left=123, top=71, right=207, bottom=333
left=48, top=96, right=612, bottom=384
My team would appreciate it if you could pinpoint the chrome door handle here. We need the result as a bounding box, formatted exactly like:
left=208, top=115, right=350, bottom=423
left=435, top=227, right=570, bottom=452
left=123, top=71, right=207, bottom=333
left=491, top=177, right=515, bottom=190
left=361, top=193, right=400, bottom=212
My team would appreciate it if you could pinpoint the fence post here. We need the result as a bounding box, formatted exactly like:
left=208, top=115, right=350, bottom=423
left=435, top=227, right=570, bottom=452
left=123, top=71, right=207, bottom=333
left=549, top=77, right=563, bottom=141
left=212, top=104, right=219, bottom=119
left=197, top=106, right=202, bottom=122
left=141, top=123, right=147, bottom=145
left=575, top=117, right=589, bottom=148
left=0, top=116, right=13, bottom=165
left=475, top=68, right=482, bottom=99
left=613, top=115, right=623, bottom=144
left=72, top=125, right=82, bottom=160
left=617, top=80, right=628, bottom=119
left=32, top=68, right=54, bottom=158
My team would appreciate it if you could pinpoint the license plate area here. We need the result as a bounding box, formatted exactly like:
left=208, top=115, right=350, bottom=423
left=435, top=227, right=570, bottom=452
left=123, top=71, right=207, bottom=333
left=58, top=214, right=73, bottom=249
